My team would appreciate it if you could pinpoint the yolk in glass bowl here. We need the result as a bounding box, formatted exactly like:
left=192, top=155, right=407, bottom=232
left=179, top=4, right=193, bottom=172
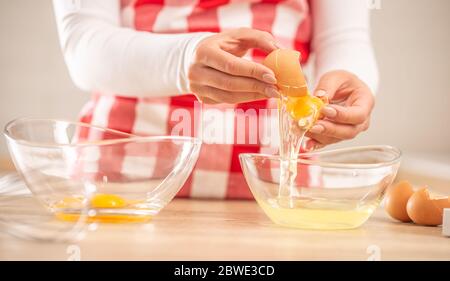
left=53, top=194, right=153, bottom=223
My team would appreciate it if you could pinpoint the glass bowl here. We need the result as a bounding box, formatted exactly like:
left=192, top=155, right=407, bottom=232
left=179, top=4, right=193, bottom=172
left=4, top=118, right=201, bottom=223
left=239, top=146, right=401, bottom=230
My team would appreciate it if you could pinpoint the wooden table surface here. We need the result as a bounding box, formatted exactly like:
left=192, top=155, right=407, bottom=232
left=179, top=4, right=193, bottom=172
left=0, top=198, right=449, bottom=261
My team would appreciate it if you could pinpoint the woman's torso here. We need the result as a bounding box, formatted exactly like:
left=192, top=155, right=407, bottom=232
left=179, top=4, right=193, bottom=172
left=80, top=0, right=312, bottom=199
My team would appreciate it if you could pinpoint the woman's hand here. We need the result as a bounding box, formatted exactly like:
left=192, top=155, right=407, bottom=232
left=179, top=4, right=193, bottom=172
left=305, top=70, right=375, bottom=150
left=189, top=28, right=280, bottom=104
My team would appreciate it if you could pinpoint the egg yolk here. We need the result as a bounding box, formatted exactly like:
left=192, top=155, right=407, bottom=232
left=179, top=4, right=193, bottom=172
left=53, top=194, right=152, bottom=223
left=90, top=193, right=127, bottom=208
left=284, top=95, right=327, bottom=123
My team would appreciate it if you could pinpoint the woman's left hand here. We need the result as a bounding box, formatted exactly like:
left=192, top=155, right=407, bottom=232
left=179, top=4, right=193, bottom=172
left=305, top=70, right=375, bottom=150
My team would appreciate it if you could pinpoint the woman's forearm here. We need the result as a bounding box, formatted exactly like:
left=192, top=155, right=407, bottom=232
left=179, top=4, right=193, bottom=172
left=312, top=0, right=379, bottom=94
left=53, top=0, right=211, bottom=97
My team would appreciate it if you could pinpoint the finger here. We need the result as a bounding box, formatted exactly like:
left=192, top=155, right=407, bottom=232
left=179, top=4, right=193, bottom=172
left=308, top=120, right=360, bottom=140
left=196, top=47, right=277, bottom=84
left=197, top=96, right=220, bottom=104
left=304, top=132, right=341, bottom=146
left=322, top=105, right=367, bottom=125
left=234, top=28, right=278, bottom=53
left=304, top=139, right=325, bottom=152
left=189, top=65, right=279, bottom=98
left=190, top=84, right=268, bottom=104
left=320, top=89, right=374, bottom=125
left=191, top=84, right=221, bottom=104
left=308, top=118, right=370, bottom=140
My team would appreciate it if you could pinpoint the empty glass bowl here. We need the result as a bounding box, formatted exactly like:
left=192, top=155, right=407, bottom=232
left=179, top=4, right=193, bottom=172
left=240, top=146, right=401, bottom=230
left=4, top=118, right=201, bottom=224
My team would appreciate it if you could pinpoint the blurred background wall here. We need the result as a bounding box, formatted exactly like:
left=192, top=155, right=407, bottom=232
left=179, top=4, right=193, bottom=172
left=0, top=0, right=449, bottom=187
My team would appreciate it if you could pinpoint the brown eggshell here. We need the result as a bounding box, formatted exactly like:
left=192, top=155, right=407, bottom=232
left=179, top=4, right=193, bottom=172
left=384, top=181, right=414, bottom=222
left=263, top=49, right=308, bottom=97
left=406, top=188, right=450, bottom=226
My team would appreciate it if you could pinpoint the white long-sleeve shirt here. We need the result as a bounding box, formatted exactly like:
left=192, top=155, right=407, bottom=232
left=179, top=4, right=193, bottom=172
left=53, top=0, right=379, bottom=97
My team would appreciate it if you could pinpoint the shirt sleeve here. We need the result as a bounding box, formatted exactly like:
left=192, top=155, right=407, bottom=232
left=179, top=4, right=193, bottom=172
left=312, top=0, right=379, bottom=94
left=52, top=0, right=212, bottom=97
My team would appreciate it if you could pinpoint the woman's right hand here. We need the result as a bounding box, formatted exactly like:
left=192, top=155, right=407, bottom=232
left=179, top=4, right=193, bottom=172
left=188, top=28, right=280, bottom=104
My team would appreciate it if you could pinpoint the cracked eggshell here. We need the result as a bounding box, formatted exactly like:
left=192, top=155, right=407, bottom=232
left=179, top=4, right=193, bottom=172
left=406, top=188, right=450, bottom=226
left=263, top=49, right=308, bottom=97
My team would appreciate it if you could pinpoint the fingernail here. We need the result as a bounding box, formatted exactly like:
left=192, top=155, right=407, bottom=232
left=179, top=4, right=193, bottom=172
left=262, top=73, right=277, bottom=84
left=309, top=124, right=324, bottom=134
left=322, top=106, right=337, bottom=118
left=265, top=87, right=280, bottom=98
left=315, top=90, right=327, bottom=97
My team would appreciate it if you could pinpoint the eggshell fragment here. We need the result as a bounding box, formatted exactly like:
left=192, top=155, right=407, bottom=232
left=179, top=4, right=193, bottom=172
left=406, top=188, right=450, bottom=226
left=385, top=181, right=414, bottom=222
left=263, top=49, right=308, bottom=97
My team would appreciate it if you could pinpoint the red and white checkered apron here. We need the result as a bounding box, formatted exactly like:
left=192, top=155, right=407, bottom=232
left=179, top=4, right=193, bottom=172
left=78, top=0, right=312, bottom=199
